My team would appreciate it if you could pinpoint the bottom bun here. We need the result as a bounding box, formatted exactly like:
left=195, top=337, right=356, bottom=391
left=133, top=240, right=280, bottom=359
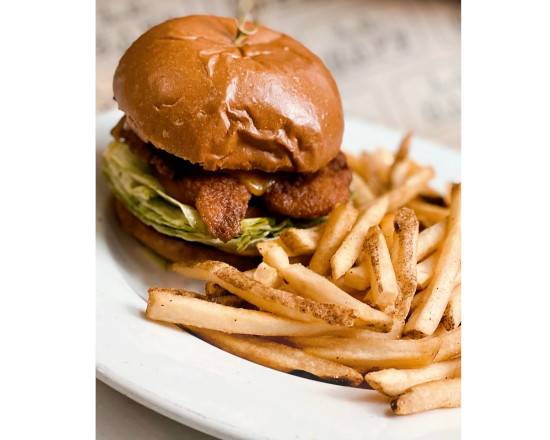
left=114, top=199, right=260, bottom=271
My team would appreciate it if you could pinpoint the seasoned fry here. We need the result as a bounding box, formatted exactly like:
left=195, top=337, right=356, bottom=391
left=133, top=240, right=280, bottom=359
left=407, top=199, right=449, bottom=226
left=331, top=195, right=389, bottom=280
left=257, top=240, right=290, bottom=269
left=189, top=327, right=363, bottom=386
left=342, top=264, right=370, bottom=291
left=405, top=184, right=461, bottom=337
left=391, top=378, right=461, bottom=415
left=363, top=226, right=400, bottom=314
left=442, top=285, right=461, bottom=330
left=387, top=167, right=435, bottom=212
left=309, top=202, right=358, bottom=275
left=416, top=221, right=446, bottom=261
left=389, top=208, right=419, bottom=336
left=350, top=172, right=376, bottom=209
left=279, top=226, right=322, bottom=256
left=177, top=261, right=358, bottom=326
left=298, top=336, right=440, bottom=370
left=365, top=359, right=461, bottom=397
left=434, top=327, right=461, bottom=362
left=252, top=262, right=281, bottom=288
left=146, top=288, right=346, bottom=336
left=279, top=263, right=392, bottom=331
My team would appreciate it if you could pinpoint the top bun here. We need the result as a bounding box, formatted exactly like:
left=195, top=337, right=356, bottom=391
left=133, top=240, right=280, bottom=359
left=113, top=16, right=344, bottom=173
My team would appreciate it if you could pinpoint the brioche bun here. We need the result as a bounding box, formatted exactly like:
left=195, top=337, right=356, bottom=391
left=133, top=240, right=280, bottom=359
left=113, top=15, right=343, bottom=172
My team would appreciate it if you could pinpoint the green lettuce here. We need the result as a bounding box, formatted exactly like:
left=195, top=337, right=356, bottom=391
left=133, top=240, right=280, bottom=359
left=102, top=141, right=303, bottom=254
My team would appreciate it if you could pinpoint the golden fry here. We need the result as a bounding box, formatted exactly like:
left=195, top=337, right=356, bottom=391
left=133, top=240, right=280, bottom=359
left=146, top=288, right=345, bottom=336
left=279, top=226, right=322, bottom=256
left=279, top=263, right=392, bottom=331
left=331, top=195, right=389, bottom=280
left=365, top=359, right=461, bottom=397
left=309, top=202, right=358, bottom=275
left=391, top=378, right=461, bottom=415
left=405, top=184, right=461, bottom=337
left=363, top=226, right=400, bottom=314
left=442, top=285, right=461, bottom=330
left=190, top=327, right=364, bottom=387
left=298, top=336, right=440, bottom=370
left=389, top=208, right=419, bottom=336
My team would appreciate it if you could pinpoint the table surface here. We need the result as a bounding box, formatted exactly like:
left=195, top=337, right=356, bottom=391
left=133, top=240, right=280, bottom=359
left=96, top=1, right=460, bottom=438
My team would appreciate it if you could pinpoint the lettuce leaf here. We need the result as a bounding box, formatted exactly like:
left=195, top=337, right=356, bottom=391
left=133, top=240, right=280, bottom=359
left=102, top=141, right=300, bottom=254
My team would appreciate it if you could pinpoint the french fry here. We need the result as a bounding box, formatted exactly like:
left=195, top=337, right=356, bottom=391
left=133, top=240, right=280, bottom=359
left=297, top=336, right=440, bottom=370
left=173, top=261, right=357, bottom=326
left=257, top=240, right=290, bottom=269
left=416, top=220, right=446, bottom=261
left=146, top=288, right=346, bottom=336
left=380, top=212, right=396, bottom=250
left=253, top=262, right=281, bottom=288
left=391, top=378, right=461, bottom=415
left=279, top=226, right=322, bottom=256
left=363, top=226, right=400, bottom=314
left=389, top=208, right=419, bottom=336
left=407, top=199, right=450, bottom=226
left=309, top=202, right=358, bottom=275
left=390, top=160, right=413, bottom=189
left=279, top=263, right=393, bottom=331
left=330, top=167, right=430, bottom=281
left=370, top=148, right=395, bottom=189
left=350, top=172, right=376, bottom=209
left=405, top=184, right=461, bottom=337
left=365, top=358, right=461, bottom=397
left=345, top=153, right=366, bottom=179
left=442, top=285, right=461, bottom=330
left=387, top=167, right=435, bottom=212
left=331, top=195, right=389, bottom=280
left=416, top=253, right=438, bottom=290
left=189, top=327, right=363, bottom=386
left=394, top=132, right=412, bottom=164
left=389, top=132, right=413, bottom=189
left=414, top=263, right=460, bottom=305
left=434, top=327, right=461, bottom=362
left=342, top=264, right=370, bottom=291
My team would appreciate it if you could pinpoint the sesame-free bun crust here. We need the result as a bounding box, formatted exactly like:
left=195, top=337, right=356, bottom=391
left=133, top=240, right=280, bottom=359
left=113, top=15, right=344, bottom=172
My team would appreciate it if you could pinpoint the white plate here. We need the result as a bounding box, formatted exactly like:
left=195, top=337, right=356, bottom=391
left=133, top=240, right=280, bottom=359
left=96, top=110, right=460, bottom=440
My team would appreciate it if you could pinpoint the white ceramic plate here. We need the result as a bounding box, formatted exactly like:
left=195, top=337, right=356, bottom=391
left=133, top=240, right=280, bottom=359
left=96, top=110, right=460, bottom=440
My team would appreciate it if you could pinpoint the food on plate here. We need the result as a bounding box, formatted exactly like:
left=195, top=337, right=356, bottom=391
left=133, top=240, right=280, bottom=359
left=188, top=327, right=363, bottom=386
left=365, top=358, right=461, bottom=397
left=103, top=15, right=351, bottom=261
left=390, top=378, right=461, bottom=415
left=363, top=225, right=401, bottom=314
left=404, top=184, right=461, bottom=337
left=142, top=131, right=461, bottom=415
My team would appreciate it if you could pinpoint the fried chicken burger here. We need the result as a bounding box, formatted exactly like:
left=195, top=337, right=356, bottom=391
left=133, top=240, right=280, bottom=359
left=103, top=15, right=351, bottom=266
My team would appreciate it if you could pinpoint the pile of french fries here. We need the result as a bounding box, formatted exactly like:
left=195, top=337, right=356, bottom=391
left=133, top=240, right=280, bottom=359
left=145, top=134, right=461, bottom=416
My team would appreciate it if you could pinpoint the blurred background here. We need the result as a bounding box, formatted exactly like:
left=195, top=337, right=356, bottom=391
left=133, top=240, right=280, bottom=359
left=97, top=1, right=460, bottom=438
left=97, top=0, right=460, bottom=149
